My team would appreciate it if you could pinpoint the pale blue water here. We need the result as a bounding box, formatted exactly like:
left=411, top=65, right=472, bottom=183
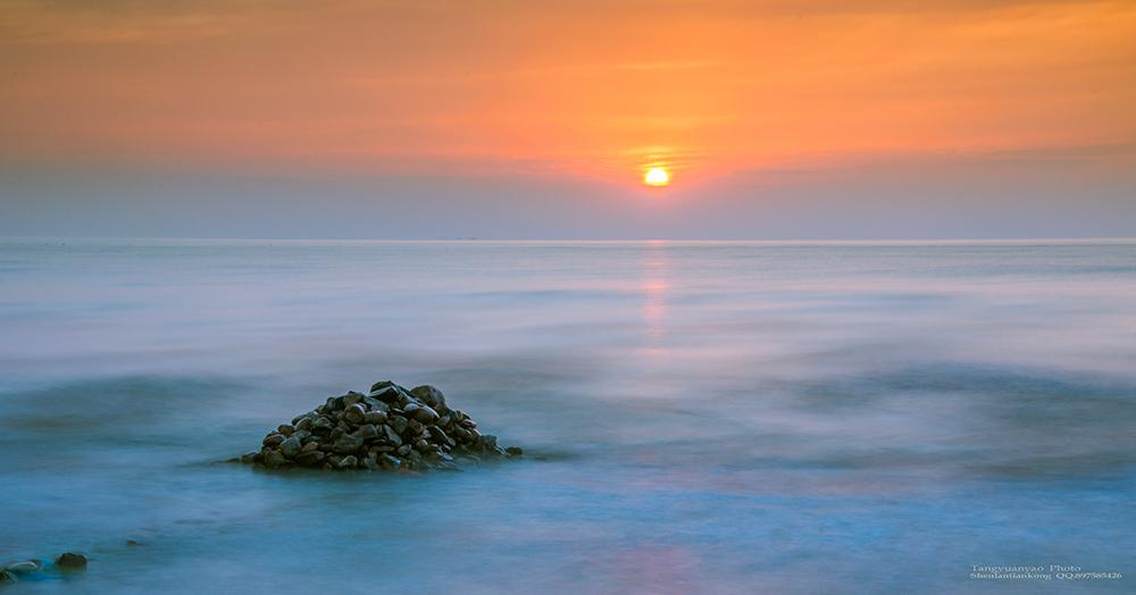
left=1, top=239, right=1134, bottom=594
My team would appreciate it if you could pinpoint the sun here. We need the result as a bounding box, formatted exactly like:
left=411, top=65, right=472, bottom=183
left=643, top=166, right=670, bottom=187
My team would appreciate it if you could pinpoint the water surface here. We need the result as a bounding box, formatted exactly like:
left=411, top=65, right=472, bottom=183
left=1, top=239, right=1134, bottom=593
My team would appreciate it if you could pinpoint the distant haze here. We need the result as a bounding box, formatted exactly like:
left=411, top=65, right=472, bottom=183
left=2, top=1, right=1134, bottom=239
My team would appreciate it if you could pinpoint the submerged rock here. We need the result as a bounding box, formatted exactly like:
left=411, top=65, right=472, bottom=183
left=242, top=381, right=519, bottom=472
left=4, top=560, right=42, bottom=575
left=55, top=552, right=87, bottom=570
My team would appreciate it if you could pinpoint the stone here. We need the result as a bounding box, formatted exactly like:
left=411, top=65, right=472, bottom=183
left=506, top=446, right=523, bottom=457
left=4, top=560, right=42, bottom=575
left=279, top=435, right=302, bottom=458
left=54, top=553, right=87, bottom=570
left=0, top=570, right=15, bottom=584
left=243, top=379, right=518, bottom=472
left=296, top=450, right=325, bottom=466
left=362, top=397, right=389, bottom=413
left=432, top=427, right=456, bottom=447
left=263, top=449, right=287, bottom=469
left=333, top=433, right=364, bottom=454
left=382, top=424, right=403, bottom=446
left=344, top=403, right=366, bottom=424
left=410, top=385, right=447, bottom=409
left=412, top=404, right=439, bottom=424
left=355, top=424, right=380, bottom=441
left=311, top=416, right=335, bottom=433
left=369, top=381, right=406, bottom=404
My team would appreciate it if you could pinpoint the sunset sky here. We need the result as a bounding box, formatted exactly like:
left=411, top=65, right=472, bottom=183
left=2, top=0, right=1134, bottom=239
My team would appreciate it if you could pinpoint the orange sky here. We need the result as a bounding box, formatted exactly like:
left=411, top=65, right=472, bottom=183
left=3, top=0, right=1134, bottom=188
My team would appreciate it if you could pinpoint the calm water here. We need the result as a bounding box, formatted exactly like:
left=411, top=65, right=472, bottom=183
left=1, top=239, right=1134, bottom=594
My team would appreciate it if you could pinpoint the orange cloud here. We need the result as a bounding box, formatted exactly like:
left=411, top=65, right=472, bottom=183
left=2, top=0, right=1133, bottom=186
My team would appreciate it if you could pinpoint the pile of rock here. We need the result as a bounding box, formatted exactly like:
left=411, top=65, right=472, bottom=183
left=240, top=380, right=521, bottom=472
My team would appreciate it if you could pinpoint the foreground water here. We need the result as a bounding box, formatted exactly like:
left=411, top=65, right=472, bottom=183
left=1, top=239, right=1133, bottom=594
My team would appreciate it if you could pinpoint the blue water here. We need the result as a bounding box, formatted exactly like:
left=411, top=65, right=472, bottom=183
left=1, top=239, right=1134, bottom=593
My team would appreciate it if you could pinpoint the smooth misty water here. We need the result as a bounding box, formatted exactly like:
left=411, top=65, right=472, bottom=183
left=1, top=239, right=1134, bottom=594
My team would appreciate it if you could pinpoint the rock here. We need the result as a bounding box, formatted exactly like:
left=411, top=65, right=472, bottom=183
left=506, top=446, right=523, bottom=457
left=343, top=403, right=366, bottom=424
left=355, top=424, right=380, bottom=441
left=382, top=424, right=403, bottom=446
left=54, top=553, right=87, bottom=570
left=126, top=540, right=143, bottom=547
left=4, top=560, right=41, bottom=575
left=279, top=435, right=302, bottom=458
left=333, top=433, right=364, bottom=454
left=296, top=450, right=325, bottom=466
left=0, top=569, right=15, bottom=584
left=362, top=396, right=389, bottom=413
left=242, top=379, right=519, bottom=472
left=369, top=381, right=407, bottom=404
left=431, top=426, right=454, bottom=446
left=412, top=404, right=439, bottom=424
left=263, top=449, right=287, bottom=469
left=311, top=416, right=335, bottom=433
left=410, top=385, right=447, bottom=409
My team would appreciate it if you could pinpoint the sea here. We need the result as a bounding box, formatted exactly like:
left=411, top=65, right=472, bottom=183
left=1, top=238, right=1133, bottom=593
